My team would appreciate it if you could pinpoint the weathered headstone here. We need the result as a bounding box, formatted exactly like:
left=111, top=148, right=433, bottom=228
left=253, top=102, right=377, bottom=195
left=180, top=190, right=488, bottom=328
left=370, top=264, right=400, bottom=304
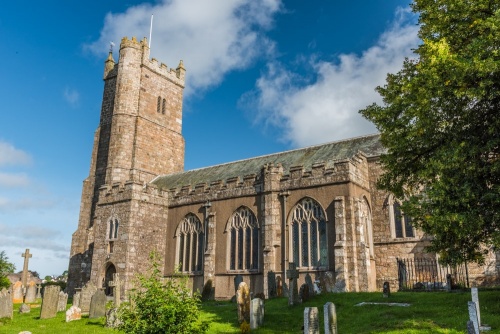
left=79, top=282, right=97, bottom=314
left=24, top=281, right=37, bottom=303
left=236, top=282, right=250, bottom=323
left=0, top=288, right=13, bottom=319
left=40, top=285, right=60, bottom=319
left=323, top=272, right=335, bottom=293
left=109, top=273, right=121, bottom=307
left=267, top=271, right=277, bottom=298
left=19, top=303, right=30, bottom=313
left=66, top=305, right=82, bottom=322
left=286, top=263, right=300, bottom=306
left=89, top=289, right=107, bottom=318
left=299, top=283, right=310, bottom=303
left=250, top=297, right=264, bottom=329
left=467, top=320, right=476, bottom=334
left=106, top=308, right=122, bottom=328
left=383, top=281, right=390, bottom=298
left=324, top=302, right=337, bottom=334
left=276, top=276, right=283, bottom=297
left=471, top=288, right=481, bottom=326
left=57, top=291, right=68, bottom=312
left=468, top=301, right=480, bottom=334
left=304, top=307, right=319, bottom=334
left=73, top=290, right=81, bottom=308
left=305, top=274, right=315, bottom=296
left=36, top=284, right=42, bottom=299
left=12, top=281, right=23, bottom=303
left=234, top=274, right=243, bottom=296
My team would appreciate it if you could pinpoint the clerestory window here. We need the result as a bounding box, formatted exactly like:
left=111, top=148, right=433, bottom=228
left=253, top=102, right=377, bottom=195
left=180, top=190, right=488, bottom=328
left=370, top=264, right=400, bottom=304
left=227, top=207, right=259, bottom=271
left=290, top=198, right=328, bottom=269
left=176, top=214, right=204, bottom=273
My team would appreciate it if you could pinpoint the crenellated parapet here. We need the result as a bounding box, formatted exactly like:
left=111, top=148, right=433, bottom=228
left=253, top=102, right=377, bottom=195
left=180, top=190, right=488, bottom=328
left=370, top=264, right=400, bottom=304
left=97, top=180, right=169, bottom=206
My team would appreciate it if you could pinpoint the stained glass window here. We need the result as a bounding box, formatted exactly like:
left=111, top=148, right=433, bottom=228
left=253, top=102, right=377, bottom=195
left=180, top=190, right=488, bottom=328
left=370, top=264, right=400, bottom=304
left=176, top=214, right=204, bottom=273
left=227, top=207, right=259, bottom=271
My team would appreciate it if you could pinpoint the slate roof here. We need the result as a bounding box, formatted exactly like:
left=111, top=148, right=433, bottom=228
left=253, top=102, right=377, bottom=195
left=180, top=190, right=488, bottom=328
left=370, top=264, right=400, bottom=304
left=151, top=133, right=384, bottom=190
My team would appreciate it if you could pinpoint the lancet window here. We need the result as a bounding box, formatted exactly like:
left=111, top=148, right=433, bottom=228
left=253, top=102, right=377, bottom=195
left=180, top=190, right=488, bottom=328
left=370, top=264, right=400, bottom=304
left=107, top=217, right=119, bottom=253
left=386, top=195, right=414, bottom=238
left=227, top=207, right=259, bottom=271
left=290, top=198, right=328, bottom=269
left=176, top=214, right=204, bottom=273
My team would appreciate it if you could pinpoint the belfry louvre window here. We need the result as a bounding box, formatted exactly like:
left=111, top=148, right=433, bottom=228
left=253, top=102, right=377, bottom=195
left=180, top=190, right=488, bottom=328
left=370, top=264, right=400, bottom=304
left=290, top=198, right=327, bottom=269
left=176, top=214, right=204, bottom=273
left=386, top=196, right=414, bottom=238
left=227, top=207, right=259, bottom=271
left=157, top=96, right=161, bottom=113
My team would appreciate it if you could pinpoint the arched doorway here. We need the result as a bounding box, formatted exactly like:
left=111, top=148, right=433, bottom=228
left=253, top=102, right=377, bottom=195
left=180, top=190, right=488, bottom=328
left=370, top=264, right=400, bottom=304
left=104, top=264, right=116, bottom=296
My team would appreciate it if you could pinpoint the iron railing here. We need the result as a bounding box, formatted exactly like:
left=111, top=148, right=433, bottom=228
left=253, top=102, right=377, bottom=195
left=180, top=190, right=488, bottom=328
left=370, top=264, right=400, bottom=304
left=396, top=257, right=469, bottom=291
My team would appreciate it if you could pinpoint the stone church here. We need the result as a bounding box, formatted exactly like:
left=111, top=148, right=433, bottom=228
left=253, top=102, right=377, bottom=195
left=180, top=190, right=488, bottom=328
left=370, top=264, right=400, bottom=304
left=67, top=36, right=498, bottom=299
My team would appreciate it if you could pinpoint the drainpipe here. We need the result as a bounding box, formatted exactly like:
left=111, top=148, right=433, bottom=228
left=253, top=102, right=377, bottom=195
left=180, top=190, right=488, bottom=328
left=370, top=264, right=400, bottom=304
left=279, top=191, right=290, bottom=282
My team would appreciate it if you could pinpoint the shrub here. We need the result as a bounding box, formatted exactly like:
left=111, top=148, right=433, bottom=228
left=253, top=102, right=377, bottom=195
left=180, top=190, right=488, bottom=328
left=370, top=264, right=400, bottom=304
left=117, top=252, right=208, bottom=334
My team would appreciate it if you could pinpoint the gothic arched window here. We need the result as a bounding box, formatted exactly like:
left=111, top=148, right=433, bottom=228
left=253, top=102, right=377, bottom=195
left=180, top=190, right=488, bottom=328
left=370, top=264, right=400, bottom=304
left=226, top=207, right=259, bottom=271
left=176, top=214, right=204, bottom=273
left=107, top=217, right=119, bottom=253
left=386, top=195, right=414, bottom=238
left=290, top=198, right=327, bottom=269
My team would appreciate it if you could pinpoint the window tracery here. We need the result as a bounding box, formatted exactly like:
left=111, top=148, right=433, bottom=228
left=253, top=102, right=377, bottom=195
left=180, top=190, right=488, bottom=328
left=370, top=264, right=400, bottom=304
left=226, top=207, right=259, bottom=271
left=176, top=214, right=204, bottom=273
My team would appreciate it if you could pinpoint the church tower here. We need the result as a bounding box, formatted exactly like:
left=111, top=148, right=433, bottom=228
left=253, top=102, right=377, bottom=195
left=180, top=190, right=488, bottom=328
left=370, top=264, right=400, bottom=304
left=68, top=37, right=186, bottom=294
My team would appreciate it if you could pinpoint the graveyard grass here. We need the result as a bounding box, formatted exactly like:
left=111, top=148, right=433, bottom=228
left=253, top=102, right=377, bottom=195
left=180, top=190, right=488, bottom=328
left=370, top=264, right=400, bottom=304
left=0, top=290, right=499, bottom=333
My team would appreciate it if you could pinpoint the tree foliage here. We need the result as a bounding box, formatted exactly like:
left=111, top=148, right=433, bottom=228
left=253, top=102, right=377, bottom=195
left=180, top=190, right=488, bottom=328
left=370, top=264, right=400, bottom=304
left=0, top=251, right=15, bottom=289
left=117, top=252, right=208, bottom=334
left=361, top=0, right=500, bottom=264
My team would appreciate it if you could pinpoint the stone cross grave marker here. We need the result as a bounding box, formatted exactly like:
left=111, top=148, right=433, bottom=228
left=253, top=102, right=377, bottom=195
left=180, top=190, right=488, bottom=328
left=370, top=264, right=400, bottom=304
left=89, top=289, right=107, bottom=318
left=21, top=249, right=32, bottom=287
left=40, top=285, right=60, bottom=319
left=0, top=288, right=13, bottom=319
left=25, top=281, right=37, bottom=303
left=36, top=284, right=42, bottom=299
left=324, top=302, right=337, bottom=334
left=57, top=291, right=68, bottom=312
left=304, top=307, right=319, bottom=334
left=286, top=262, right=299, bottom=306
left=250, top=297, right=264, bottom=330
left=467, top=301, right=480, bottom=334
left=236, top=282, right=250, bottom=323
left=109, top=273, right=121, bottom=307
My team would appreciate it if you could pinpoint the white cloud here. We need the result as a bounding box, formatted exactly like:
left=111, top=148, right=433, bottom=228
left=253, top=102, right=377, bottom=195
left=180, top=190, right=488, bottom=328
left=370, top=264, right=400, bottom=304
left=64, top=87, right=80, bottom=107
left=0, top=172, right=30, bottom=187
left=85, top=0, right=282, bottom=95
left=0, top=141, right=32, bottom=166
left=246, top=7, right=420, bottom=147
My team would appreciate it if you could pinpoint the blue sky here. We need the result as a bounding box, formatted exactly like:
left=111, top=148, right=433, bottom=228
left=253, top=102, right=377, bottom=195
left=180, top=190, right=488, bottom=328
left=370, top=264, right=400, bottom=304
left=0, top=0, right=419, bottom=277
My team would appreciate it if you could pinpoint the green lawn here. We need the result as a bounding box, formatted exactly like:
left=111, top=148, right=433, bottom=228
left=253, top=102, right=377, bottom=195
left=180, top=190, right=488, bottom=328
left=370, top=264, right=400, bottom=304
left=1, top=290, right=499, bottom=333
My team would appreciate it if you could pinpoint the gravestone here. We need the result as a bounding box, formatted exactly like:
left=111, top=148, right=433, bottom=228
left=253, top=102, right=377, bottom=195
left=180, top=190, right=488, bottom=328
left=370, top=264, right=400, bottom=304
left=305, top=274, right=315, bottom=296
left=383, top=281, right=390, bottom=298
left=89, top=289, right=107, bottom=318
left=304, top=307, right=319, bottom=334
left=40, top=285, right=60, bottom=319
left=0, top=288, right=13, bottom=319
left=471, top=288, right=481, bottom=326
left=57, top=291, right=68, bottom=312
left=20, top=249, right=32, bottom=292
left=12, top=281, right=23, bottom=303
left=73, top=290, right=81, bottom=308
left=36, top=284, right=42, bottom=299
left=24, top=281, right=37, bottom=303
left=267, top=271, right=277, bottom=298
left=446, top=274, right=453, bottom=291
left=109, top=273, right=121, bottom=307
left=250, top=298, right=264, bottom=329
left=467, top=320, right=476, bottom=334
left=286, top=263, right=299, bottom=306
left=79, top=282, right=97, bottom=314
left=468, top=301, right=480, bottom=334
left=299, top=283, right=310, bottom=303
left=323, top=272, right=335, bottom=293
left=236, top=281, right=250, bottom=323
left=234, top=274, right=243, bottom=296
left=19, top=303, right=30, bottom=313
left=276, top=276, right=283, bottom=297
left=324, top=302, right=337, bottom=334
left=66, top=305, right=82, bottom=322
left=106, top=308, right=122, bottom=328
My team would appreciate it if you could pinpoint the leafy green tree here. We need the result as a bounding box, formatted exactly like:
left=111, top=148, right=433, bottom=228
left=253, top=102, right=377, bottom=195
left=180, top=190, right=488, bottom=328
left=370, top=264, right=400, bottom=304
left=0, top=251, right=15, bottom=289
left=118, top=252, right=208, bottom=334
left=361, top=0, right=500, bottom=265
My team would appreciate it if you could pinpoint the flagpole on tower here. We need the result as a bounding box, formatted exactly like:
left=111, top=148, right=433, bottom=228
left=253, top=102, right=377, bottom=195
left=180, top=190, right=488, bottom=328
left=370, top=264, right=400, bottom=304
left=149, top=14, right=153, bottom=48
